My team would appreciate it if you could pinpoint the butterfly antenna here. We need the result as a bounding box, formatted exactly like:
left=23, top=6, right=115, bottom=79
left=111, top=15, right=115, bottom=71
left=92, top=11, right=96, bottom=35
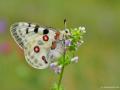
left=64, top=18, right=67, bottom=30
left=63, top=19, right=66, bottom=52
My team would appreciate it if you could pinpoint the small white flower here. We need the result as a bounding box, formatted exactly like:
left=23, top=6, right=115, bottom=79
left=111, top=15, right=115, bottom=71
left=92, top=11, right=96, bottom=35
left=79, top=26, right=86, bottom=33
left=80, top=40, right=84, bottom=44
left=71, top=56, right=79, bottom=63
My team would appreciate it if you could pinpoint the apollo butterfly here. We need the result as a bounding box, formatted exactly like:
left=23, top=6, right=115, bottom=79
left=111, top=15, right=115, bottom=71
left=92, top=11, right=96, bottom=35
left=10, top=22, right=68, bottom=69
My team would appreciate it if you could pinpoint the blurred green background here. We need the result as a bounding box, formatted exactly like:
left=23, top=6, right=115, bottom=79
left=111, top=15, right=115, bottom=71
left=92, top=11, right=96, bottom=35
left=0, top=0, right=120, bottom=90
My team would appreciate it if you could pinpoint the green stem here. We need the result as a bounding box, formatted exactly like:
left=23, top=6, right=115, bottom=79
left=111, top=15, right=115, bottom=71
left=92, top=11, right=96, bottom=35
left=58, top=66, right=65, bottom=90
left=58, top=39, right=66, bottom=90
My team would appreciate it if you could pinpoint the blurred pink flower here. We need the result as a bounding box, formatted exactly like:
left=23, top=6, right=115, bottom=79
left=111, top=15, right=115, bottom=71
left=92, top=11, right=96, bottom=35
left=0, top=42, right=11, bottom=54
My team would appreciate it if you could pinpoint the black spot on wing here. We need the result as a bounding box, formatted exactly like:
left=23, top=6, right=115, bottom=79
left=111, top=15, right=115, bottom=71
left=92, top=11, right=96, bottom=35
left=28, top=23, right=31, bottom=27
left=43, top=29, right=49, bottom=34
left=26, top=23, right=31, bottom=34
left=34, top=25, right=39, bottom=33
left=42, top=56, right=48, bottom=64
left=26, top=28, right=29, bottom=34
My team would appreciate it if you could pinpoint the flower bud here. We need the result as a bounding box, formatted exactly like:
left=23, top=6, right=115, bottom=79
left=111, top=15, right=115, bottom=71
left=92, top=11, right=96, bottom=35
left=54, top=65, right=63, bottom=74
left=71, top=56, right=79, bottom=63
left=65, top=40, right=71, bottom=46
left=50, top=62, right=58, bottom=69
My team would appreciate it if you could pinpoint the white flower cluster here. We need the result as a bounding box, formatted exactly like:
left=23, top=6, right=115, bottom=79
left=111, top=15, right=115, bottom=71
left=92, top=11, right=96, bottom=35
left=79, top=26, right=86, bottom=33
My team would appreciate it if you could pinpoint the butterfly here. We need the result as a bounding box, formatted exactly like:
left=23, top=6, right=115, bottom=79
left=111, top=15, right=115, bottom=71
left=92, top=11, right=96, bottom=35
left=10, top=22, right=70, bottom=69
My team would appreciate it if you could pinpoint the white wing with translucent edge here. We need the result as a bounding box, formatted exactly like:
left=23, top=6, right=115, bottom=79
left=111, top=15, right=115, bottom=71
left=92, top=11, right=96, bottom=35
left=10, top=22, right=65, bottom=69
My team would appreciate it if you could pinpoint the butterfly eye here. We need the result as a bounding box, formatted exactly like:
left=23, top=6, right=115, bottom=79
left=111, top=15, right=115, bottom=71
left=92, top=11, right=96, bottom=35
left=43, top=35, right=49, bottom=41
left=34, top=46, right=40, bottom=53
left=65, top=30, right=68, bottom=33
left=65, top=29, right=70, bottom=34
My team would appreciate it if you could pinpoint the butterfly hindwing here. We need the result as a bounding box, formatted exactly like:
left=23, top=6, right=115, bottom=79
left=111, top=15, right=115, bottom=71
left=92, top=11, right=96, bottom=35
left=48, top=40, right=64, bottom=62
left=24, top=39, right=50, bottom=69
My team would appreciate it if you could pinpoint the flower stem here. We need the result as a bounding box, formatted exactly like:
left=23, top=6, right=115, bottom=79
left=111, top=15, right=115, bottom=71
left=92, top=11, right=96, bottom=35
left=58, top=65, right=65, bottom=90
left=58, top=39, right=66, bottom=90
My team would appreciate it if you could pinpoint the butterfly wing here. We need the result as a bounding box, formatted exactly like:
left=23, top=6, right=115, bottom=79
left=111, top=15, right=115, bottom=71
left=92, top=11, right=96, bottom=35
left=10, top=22, right=28, bottom=49
left=24, top=34, right=50, bottom=69
left=10, top=22, right=65, bottom=69
left=10, top=22, right=49, bottom=49
left=10, top=22, right=57, bottom=69
left=48, top=40, right=64, bottom=62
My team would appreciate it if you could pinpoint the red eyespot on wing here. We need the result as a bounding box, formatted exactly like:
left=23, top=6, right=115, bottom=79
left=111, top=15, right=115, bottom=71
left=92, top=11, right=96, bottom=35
left=51, top=41, right=56, bottom=49
left=43, top=35, right=49, bottom=41
left=34, top=46, right=40, bottom=53
left=54, top=31, right=60, bottom=40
